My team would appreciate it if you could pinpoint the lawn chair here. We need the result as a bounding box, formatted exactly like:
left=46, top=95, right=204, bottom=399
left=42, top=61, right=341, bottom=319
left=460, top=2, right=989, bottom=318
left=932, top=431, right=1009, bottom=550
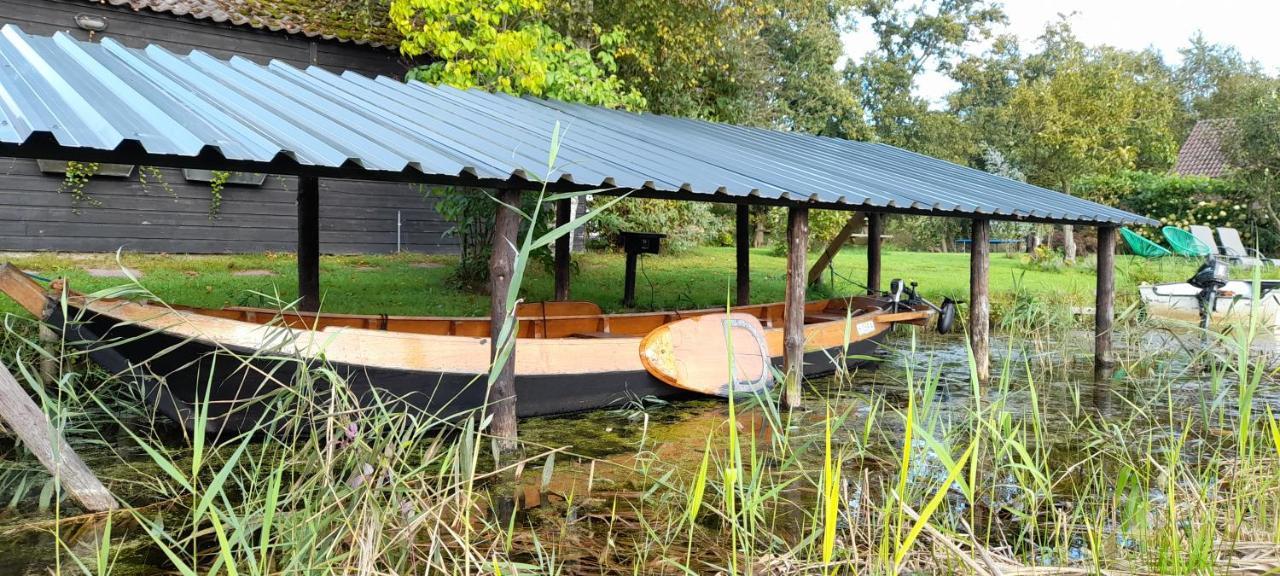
left=1216, top=226, right=1279, bottom=266
left=1119, top=227, right=1172, bottom=258
left=1161, top=226, right=1212, bottom=257
left=1189, top=225, right=1222, bottom=255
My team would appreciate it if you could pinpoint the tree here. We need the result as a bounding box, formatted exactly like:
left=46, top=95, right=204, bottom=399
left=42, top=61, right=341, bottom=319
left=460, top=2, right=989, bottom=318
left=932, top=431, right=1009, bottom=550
left=1176, top=33, right=1274, bottom=129
left=391, top=0, right=646, bottom=288
left=844, top=0, right=1005, bottom=154
left=998, top=21, right=1179, bottom=261
left=1227, top=88, right=1280, bottom=236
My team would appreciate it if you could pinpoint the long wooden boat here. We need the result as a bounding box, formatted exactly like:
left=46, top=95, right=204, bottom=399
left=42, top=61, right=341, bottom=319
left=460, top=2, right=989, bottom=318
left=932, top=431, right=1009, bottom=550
left=0, top=264, right=930, bottom=433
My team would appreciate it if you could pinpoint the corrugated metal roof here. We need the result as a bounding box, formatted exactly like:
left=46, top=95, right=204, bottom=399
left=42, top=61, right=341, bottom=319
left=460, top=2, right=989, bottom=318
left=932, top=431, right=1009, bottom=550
left=0, top=25, right=1157, bottom=226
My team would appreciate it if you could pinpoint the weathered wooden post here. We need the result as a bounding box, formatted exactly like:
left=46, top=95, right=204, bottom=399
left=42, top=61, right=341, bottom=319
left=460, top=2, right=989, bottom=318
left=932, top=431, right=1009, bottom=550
left=490, top=188, right=522, bottom=450
left=297, top=176, right=320, bottom=312
left=807, top=212, right=862, bottom=285
left=0, top=362, right=117, bottom=512
left=736, top=204, right=751, bottom=306
left=970, top=219, right=991, bottom=384
left=783, top=206, right=809, bottom=408
left=1095, top=226, right=1116, bottom=380
left=554, top=198, right=572, bottom=301
left=866, top=213, right=883, bottom=295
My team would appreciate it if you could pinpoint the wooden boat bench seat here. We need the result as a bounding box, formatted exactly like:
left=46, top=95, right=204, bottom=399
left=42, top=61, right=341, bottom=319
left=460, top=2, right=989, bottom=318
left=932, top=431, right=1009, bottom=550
left=568, top=331, right=630, bottom=339
left=804, top=311, right=849, bottom=324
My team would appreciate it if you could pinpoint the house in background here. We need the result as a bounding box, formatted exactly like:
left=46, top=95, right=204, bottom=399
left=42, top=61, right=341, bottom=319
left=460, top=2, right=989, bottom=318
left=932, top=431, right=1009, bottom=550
left=1172, top=118, right=1234, bottom=178
left=0, top=0, right=458, bottom=254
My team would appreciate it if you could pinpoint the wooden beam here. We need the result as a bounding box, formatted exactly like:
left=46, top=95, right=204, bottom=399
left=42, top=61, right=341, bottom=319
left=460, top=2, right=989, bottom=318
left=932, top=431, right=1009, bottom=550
left=489, top=188, right=522, bottom=450
left=807, top=213, right=863, bottom=284
left=297, top=176, right=320, bottom=312
left=736, top=204, right=751, bottom=306
left=783, top=207, right=809, bottom=409
left=1095, top=226, right=1116, bottom=380
left=554, top=198, right=572, bottom=301
left=970, top=219, right=991, bottom=384
left=0, top=362, right=117, bottom=512
left=866, top=213, right=883, bottom=295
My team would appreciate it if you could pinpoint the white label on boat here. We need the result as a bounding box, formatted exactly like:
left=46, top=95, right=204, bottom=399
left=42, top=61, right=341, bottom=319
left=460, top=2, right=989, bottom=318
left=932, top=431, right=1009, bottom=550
left=856, top=321, right=876, bottom=336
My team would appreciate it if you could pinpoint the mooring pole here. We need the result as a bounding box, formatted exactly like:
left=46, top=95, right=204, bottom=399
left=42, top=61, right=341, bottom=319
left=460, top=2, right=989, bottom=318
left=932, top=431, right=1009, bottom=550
left=1095, top=226, right=1116, bottom=380
left=866, top=213, right=883, bottom=295
left=0, top=362, right=117, bottom=512
left=969, top=219, right=991, bottom=384
left=783, top=206, right=809, bottom=409
left=554, top=198, right=572, bottom=301
left=736, top=204, right=751, bottom=306
left=490, top=188, right=522, bottom=451
left=297, top=176, right=320, bottom=312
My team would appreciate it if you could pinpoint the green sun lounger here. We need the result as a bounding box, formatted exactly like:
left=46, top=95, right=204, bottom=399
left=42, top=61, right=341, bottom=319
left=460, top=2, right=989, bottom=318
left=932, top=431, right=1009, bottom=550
left=1120, top=228, right=1172, bottom=258
left=1161, top=226, right=1212, bottom=257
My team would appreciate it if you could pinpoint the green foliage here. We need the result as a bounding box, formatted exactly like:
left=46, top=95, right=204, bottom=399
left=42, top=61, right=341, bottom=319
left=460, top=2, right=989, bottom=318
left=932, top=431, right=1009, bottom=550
left=1226, top=90, right=1280, bottom=246
left=427, top=186, right=556, bottom=290
left=1075, top=170, right=1265, bottom=249
left=392, top=0, right=643, bottom=109
left=208, top=170, right=231, bottom=220
left=58, top=161, right=101, bottom=212
left=590, top=199, right=728, bottom=254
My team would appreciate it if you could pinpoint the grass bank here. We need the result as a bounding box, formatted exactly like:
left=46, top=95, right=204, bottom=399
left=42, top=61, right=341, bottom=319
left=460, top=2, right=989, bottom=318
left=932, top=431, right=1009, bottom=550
left=0, top=247, right=1224, bottom=319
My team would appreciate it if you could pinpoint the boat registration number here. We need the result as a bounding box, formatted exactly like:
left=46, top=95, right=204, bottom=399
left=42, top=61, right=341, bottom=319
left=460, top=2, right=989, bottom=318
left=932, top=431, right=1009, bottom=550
left=856, top=321, right=876, bottom=336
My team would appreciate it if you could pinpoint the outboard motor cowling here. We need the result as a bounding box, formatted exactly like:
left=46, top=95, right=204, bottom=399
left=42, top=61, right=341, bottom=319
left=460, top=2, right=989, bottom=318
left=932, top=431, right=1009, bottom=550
left=1188, top=256, right=1229, bottom=330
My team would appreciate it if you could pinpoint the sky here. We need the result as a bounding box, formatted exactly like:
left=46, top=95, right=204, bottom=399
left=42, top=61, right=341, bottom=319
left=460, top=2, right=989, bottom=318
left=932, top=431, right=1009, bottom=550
left=840, top=0, right=1280, bottom=106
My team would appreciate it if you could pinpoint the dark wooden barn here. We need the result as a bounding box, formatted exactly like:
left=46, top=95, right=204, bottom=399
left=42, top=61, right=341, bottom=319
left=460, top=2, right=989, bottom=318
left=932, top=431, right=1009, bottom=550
left=0, top=0, right=457, bottom=254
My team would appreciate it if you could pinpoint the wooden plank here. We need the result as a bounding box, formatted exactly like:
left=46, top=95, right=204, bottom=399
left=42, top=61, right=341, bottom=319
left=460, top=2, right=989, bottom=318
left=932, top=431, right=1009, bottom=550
left=0, top=263, right=48, bottom=316
left=489, top=189, right=521, bottom=451
left=554, top=198, right=571, bottom=301
left=736, top=204, right=751, bottom=305
left=970, top=219, right=991, bottom=384
left=297, top=176, right=320, bottom=311
left=807, top=212, right=862, bottom=284
left=1095, top=226, right=1116, bottom=380
left=866, top=213, right=883, bottom=295
left=0, top=361, right=118, bottom=512
left=783, top=207, right=809, bottom=408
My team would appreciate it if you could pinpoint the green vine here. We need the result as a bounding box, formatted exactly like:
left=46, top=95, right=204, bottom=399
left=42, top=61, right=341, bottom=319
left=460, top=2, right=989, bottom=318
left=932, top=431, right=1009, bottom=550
left=58, top=161, right=101, bottom=213
left=208, top=170, right=231, bottom=219
left=138, top=166, right=176, bottom=199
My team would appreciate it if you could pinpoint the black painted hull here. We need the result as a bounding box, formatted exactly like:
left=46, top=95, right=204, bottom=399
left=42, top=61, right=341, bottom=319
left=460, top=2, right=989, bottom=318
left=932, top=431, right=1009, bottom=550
left=51, top=303, right=889, bottom=434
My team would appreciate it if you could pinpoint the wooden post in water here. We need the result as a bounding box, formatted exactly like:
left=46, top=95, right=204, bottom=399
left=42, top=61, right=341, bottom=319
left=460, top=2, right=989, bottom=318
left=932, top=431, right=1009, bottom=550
left=0, top=362, right=117, bottom=512
left=783, top=206, right=809, bottom=409
left=808, top=212, right=862, bottom=285
left=866, top=213, right=883, bottom=295
left=736, top=204, right=751, bottom=306
left=554, top=198, right=572, bottom=301
left=490, top=188, right=522, bottom=450
left=296, top=176, right=320, bottom=312
left=969, top=219, right=991, bottom=384
left=1095, top=225, right=1117, bottom=380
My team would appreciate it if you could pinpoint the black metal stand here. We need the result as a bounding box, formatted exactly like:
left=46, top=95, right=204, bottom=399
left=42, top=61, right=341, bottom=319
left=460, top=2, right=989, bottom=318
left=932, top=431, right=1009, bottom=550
left=619, top=231, right=665, bottom=307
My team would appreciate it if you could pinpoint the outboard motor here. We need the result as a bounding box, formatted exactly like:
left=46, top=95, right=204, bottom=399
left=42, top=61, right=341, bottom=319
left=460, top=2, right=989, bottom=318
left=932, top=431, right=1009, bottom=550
left=885, top=279, right=957, bottom=334
left=1188, top=256, right=1229, bottom=330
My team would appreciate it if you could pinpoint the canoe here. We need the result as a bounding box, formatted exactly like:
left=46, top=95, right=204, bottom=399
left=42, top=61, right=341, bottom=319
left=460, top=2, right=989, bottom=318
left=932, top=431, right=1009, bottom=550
left=0, top=264, right=931, bottom=433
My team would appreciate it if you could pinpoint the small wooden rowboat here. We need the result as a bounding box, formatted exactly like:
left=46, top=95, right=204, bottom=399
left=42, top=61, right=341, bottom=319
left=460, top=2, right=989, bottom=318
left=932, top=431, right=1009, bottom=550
left=0, top=264, right=930, bottom=432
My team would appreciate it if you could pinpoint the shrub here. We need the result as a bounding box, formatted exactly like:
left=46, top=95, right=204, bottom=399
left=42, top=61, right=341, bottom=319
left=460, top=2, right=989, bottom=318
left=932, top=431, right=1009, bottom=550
left=588, top=198, right=730, bottom=254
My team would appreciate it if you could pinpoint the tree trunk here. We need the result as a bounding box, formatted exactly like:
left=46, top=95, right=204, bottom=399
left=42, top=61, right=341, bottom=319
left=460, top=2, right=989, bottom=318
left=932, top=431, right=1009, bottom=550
left=1062, top=224, right=1077, bottom=262
left=753, top=208, right=767, bottom=248
left=489, top=189, right=521, bottom=453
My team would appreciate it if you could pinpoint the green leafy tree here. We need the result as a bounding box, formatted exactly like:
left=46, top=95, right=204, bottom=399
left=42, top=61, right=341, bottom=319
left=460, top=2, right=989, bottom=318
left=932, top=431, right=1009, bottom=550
left=390, top=0, right=645, bottom=288
left=1176, top=33, right=1275, bottom=130
left=999, top=21, right=1179, bottom=261
left=1227, top=89, right=1280, bottom=238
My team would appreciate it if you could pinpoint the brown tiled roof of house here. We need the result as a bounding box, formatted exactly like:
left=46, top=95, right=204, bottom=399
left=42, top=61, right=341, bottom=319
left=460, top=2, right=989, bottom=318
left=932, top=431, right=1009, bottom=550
left=1172, top=118, right=1235, bottom=178
left=83, top=0, right=400, bottom=48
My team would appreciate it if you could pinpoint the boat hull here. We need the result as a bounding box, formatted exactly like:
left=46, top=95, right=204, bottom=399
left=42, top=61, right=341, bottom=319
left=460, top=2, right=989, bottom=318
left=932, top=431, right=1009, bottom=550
left=1139, top=280, right=1280, bottom=328
left=51, top=302, right=891, bottom=434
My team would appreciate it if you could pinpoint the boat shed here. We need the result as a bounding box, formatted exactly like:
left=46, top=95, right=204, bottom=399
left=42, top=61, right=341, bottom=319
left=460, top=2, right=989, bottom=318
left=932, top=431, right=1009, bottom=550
left=0, top=25, right=1158, bottom=443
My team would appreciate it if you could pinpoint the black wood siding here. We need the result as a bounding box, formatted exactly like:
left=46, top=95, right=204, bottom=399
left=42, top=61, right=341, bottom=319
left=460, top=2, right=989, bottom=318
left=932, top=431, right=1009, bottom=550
left=0, top=0, right=458, bottom=254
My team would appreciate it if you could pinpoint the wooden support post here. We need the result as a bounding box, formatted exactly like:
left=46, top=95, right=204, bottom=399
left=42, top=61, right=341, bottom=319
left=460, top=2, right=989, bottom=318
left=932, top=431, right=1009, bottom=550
left=808, top=212, right=863, bottom=284
left=554, top=198, right=572, bottom=301
left=0, top=362, right=117, bottom=512
left=736, top=204, right=751, bottom=306
left=970, top=219, right=991, bottom=384
left=866, top=213, right=883, bottom=295
left=1095, top=226, right=1116, bottom=380
left=297, top=176, right=320, bottom=312
left=783, top=207, right=809, bottom=409
left=489, top=188, right=521, bottom=450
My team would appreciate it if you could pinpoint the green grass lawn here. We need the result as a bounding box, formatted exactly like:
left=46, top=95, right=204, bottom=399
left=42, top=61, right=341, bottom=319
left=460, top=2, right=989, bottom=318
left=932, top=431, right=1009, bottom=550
left=0, top=246, right=1240, bottom=319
